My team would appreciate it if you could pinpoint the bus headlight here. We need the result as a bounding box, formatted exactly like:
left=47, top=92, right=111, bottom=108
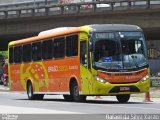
left=141, top=74, right=149, bottom=82
left=94, top=76, right=107, bottom=83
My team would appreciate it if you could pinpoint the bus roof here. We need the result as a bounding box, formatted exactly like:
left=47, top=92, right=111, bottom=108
left=88, top=24, right=142, bottom=32
left=38, top=27, right=76, bottom=36
left=9, top=27, right=81, bottom=46
left=9, top=24, right=142, bottom=47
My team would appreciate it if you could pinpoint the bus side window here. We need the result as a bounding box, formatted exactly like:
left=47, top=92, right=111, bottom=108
left=32, top=42, right=42, bottom=61
left=66, top=34, right=78, bottom=57
left=42, top=39, right=52, bottom=60
left=23, top=44, right=31, bottom=62
left=9, top=47, right=14, bottom=64
left=80, top=41, right=87, bottom=66
left=53, top=37, right=65, bottom=59
left=14, top=46, right=22, bottom=63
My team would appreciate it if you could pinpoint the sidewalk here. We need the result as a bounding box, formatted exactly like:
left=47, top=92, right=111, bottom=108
left=132, top=87, right=160, bottom=98
left=0, top=85, right=9, bottom=91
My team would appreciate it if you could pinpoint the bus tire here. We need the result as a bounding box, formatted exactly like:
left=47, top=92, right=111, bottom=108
left=27, top=81, right=44, bottom=100
left=116, top=94, right=130, bottom=103
left=71, top=81, right=86, bottom=102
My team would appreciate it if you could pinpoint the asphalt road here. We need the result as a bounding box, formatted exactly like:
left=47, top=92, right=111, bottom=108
left=0, top=90, right=160, bottom=114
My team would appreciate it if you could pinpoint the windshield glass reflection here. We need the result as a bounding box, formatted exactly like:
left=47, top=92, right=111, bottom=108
left=93, top=32, right=148, bottom=70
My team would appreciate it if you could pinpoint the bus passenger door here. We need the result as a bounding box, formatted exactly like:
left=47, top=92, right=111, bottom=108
left=80, top=40, right=92, bottom=94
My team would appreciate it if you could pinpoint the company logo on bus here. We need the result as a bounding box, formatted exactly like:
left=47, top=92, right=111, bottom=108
left=48, top=65, right=78, bottom=72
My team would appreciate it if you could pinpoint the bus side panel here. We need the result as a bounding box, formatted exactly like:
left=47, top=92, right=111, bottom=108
left=20, top=62, right=47, bottom=92
left=80, top=65, right=93, bottom=94
left=17, top=57, right=80, bottom=93
left=10, top=64, right=24, bottom=91
left=45, top=57, right=80, bottom=93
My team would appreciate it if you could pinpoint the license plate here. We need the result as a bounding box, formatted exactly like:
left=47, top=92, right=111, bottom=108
left=120, top=87, right=130, bottom=91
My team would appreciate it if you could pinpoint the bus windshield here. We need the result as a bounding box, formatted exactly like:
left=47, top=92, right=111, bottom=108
left=93, top=32, right=148, bottom=71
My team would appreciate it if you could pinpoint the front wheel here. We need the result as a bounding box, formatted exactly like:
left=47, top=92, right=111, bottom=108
left=116, top=94, right=130, bottom=103
left=71, top=81, right=86, bottom=102
left=27, top=82, right=44, bottom=100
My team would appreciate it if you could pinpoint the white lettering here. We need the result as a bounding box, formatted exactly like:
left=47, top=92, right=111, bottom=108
left=69, top=66, right=78, bottom=70
left=48, top=66, right=58, bottom=72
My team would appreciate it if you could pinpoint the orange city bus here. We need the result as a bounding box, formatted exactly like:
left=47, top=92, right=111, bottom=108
left=8, top=24, right=150, bottom=103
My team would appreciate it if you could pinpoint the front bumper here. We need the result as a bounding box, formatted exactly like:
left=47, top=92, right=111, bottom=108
left=90, top=78, right=150, bottom=95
